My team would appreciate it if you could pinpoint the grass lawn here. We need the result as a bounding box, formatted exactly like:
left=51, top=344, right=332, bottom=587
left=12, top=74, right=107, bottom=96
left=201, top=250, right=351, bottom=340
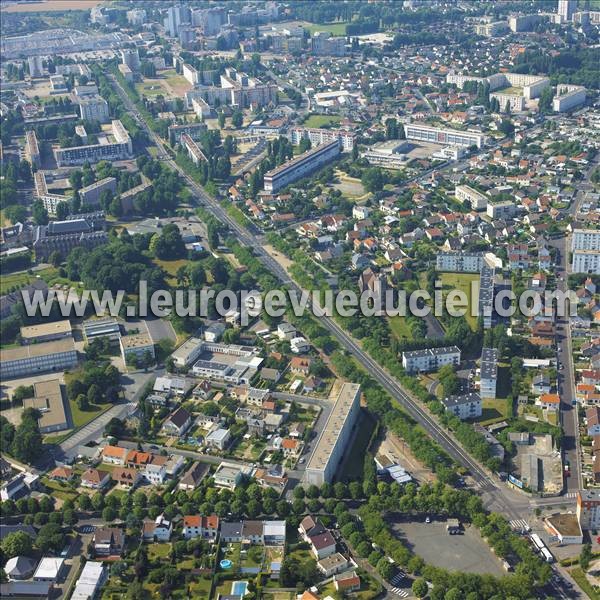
left=153, top=258, right=189, bottom=285
left=1, top=266, right=63, bottom=295
left=302, top=21, right=348, bottom=35
left=136, top=81, right=168, bottom=98
left=40, top=478, right=79, bottom=502
left=148, top=543, right=172, bottom=561
left=68, top=396, right=112, bottom=429
left=189, top=578, right=212, bottom=598
left=303, top=114, right=342, bottom=128
left=476, top=398, right=509, bottom=426
left=570, top=567, right=600, bottom=600
left=388, top=315, right=413, bottom=341
left=440, top=272, right=479, bottom=331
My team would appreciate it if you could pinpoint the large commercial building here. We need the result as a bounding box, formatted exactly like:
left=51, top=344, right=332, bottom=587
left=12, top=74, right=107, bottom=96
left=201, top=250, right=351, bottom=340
left=0, top=338, right=77, bottom=380
left=20, top=320, right=72, bottom=344
left=479, top=347, right=498, bottom=400
left=455, top=185, right=488, bottom=211
left=553, top=84, right=586, bottom=112
left=23, top=379, right=68, bottom=434
left=402, top=346, right=461, bottom=374
left=71, top=562, right=108, bottom=600
left=290, top=127, right=355, bottom=152
left=54, top=120, right=132, bottom=166
left=264, top=139, right=341, bottom=193
left=77, top=95, right=110, bottom=123
left=403, top=123, right=485, bottom=149
left=79, top=177, right=117, bottom=206
left=121, top=49, right=140, bottom=71
left=28, top=56, right=44, bottom=78
left=442, top=392, right=482, bottom=420
left=305, top=383, right=361, bottom=485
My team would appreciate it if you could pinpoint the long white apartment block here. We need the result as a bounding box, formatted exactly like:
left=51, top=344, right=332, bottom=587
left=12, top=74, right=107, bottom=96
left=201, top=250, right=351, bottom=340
left=289, top=127, right=355, bottom=152
left=455, top=184, right=488, bottom=211
left=403, top=123, right=484, bottom=149
left=263, top=139, right=341, bottom=193
left=54, top=120, right=132, bottom=166
left=304, top=382, right=361, bottom=485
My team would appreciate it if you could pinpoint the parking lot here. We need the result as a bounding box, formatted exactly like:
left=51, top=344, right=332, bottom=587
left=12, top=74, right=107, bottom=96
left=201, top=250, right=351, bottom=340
left=388, top=518, right=505, bottom=576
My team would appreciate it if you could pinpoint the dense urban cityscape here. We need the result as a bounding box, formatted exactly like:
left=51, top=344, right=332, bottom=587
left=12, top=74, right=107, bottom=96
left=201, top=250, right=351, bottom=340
left=0, top=1, right=599, bottom=599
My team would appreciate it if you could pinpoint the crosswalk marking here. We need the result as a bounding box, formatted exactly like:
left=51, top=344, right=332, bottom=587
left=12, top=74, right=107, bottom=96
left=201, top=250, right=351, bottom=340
left=390, top=588, right=408, bottom=597
left=509, top=519, right=530, bottom=532
left=564, top=492, right=577, bottom=498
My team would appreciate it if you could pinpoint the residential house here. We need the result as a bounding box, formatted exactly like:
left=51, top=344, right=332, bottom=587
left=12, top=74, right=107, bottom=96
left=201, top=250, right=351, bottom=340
left=220, top=521, right=244, bottom=543
left=80, top=468, right=111, bottom=490
left=531, top=374, right=551, bottom=395
left=102, top=445, right=127, bottom=466
left=48, top=466, right=73, bottom=482
left=161, top=407, right=192, bottom=437
left=282, top=438, right=303, bottom=459
left=178, top=462, right=210, bottom=491
left=587, top=407, right=600, bottom=436
left=290, top=357, right=311, bottom=376
left=317, top=553, right=351, bottom=577
left=143, top=514, right=172, bottom=542
left=144, top=461, right=167, bottom=486
left=93, top=527, right=124, bottom=557
left=334, top=572, right=361, bottom=593
left=206, top=428, right=231, bottom=450
left=183, top=515, right=220, bottom=540
left=112, top=467, right=141, bottom=489
left=539, top=394, right=560, bottom=411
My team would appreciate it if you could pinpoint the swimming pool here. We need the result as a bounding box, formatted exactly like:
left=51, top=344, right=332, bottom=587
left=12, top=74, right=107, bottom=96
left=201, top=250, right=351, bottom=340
left=231, top=581, right=248, bottom=596
left=220, top=559, right=232, bottom=569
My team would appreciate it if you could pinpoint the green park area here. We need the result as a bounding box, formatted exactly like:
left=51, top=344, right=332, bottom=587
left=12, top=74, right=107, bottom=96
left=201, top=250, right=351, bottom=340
left=302, top=21, right=348, bottom=35
left=440, top=272, right=480, bottom=330
left=303, top=113, right=342, bottom=128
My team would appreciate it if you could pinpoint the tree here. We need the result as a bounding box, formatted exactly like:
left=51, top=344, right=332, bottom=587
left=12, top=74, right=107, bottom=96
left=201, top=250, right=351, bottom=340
left=55, top=201, right=70, bottom=220
left=36, top=523, right=64, bottom=553
left=48, top=250, right=62, bottom=268
left=231, top=111, right=243, bottom=128
left=385, top=118, right=399, bottom=139
left=1, top=531, right=33, bottom=558
left=4, top=204, right=27, bottom=223
left=32, top=200, right=49, bottom=225
left=361, top=167, right=385, bottom=193
left=376, top=557, right=394, bottom=580
left=412, top=578, right=428, bottom=598
left=76, top=393, right=89, bottom=411
left=580, top=543, right=592, bottom=571
left=102, top=506, right=117, bottom=522
left=218, top=112, right=226, bottom=129
left=87, top=384, right=103, bottom=406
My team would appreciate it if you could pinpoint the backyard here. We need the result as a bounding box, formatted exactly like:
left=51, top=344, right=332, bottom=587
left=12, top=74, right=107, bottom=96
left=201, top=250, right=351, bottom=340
left=440, top=272, right=480, bottom=330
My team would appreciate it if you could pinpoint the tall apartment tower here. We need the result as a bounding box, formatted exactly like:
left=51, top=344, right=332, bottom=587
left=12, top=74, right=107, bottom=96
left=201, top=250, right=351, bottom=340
left=558, top=0, right=577, bottom=21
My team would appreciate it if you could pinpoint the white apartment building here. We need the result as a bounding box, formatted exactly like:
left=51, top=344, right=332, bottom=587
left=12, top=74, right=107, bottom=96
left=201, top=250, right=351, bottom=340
left=182, top=133, right=207, bottom=165
left=403, top=123, right=484, bottom=149
left=487, top=200, right=516, bottom=219
left=455, top=185, right=488, bottom=211
left=436, top=252, right=484, bottom=273
left=442, top=393, right=482, bottom=420
left=577, top=489, right=600, bottom=530
left=79, top=177, right=116, bottom=206
left=305, top=383, right=361, bottom=485
left=402, top=346, right=461, bottom=374
left=572, top=229, right=600, bottom=251
left=290, top=127, right=355, bottom=152
left=553, top=85, right=586, bottom=112
left=78, top=95, right=110, bottom=123
left=54, top=120, right=132, bottom=166
left=264, top=139, right=341, bottom=193
left=25, top=130, right=40, bottom=167
left=572, top=250, right=600, bottom=274
left=479, top=347, right=498, bottom=400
